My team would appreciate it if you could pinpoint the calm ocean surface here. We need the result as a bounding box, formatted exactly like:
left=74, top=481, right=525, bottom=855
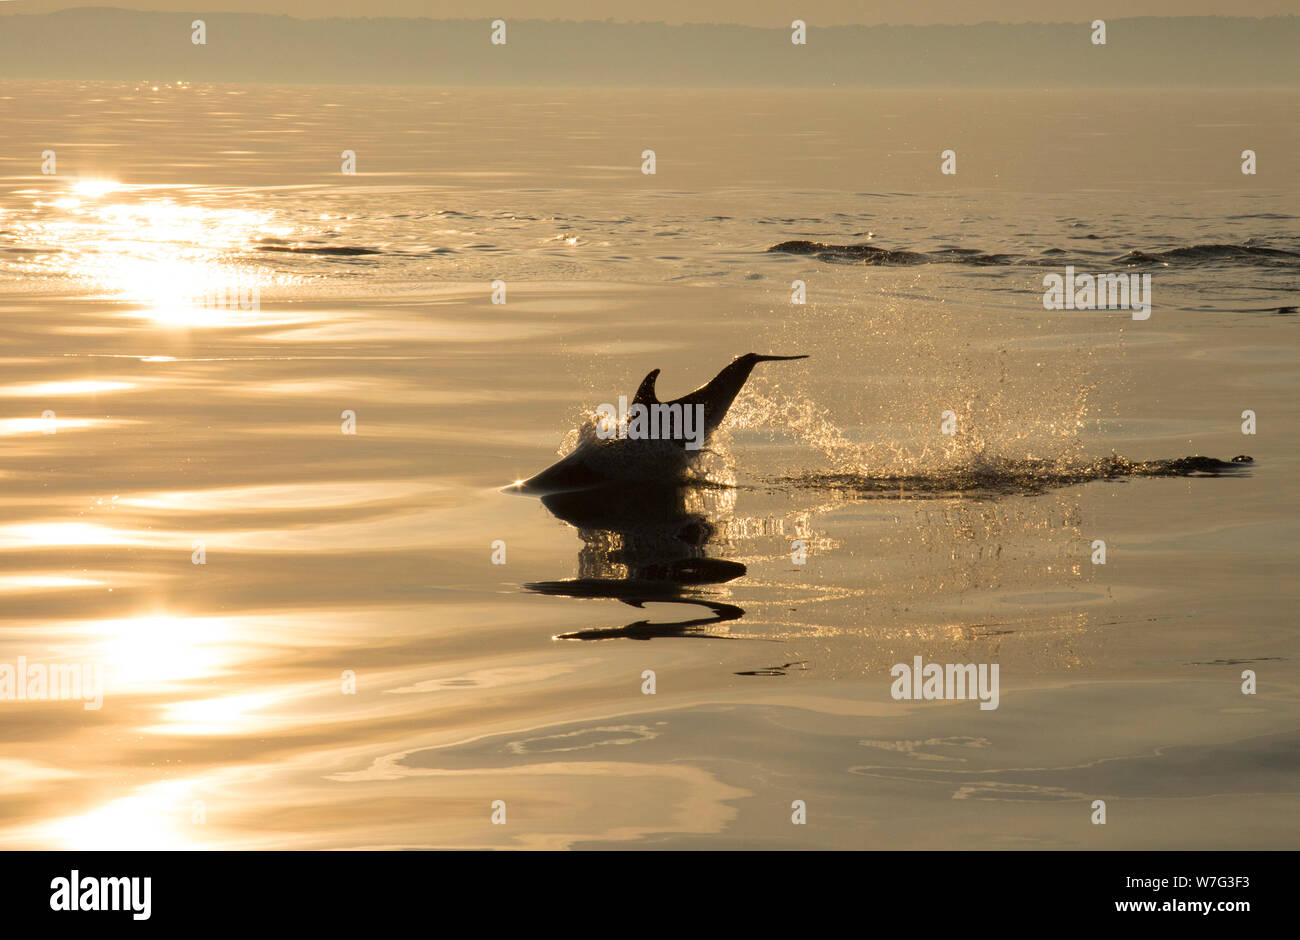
left=1, top=84, right=1297, bottom=848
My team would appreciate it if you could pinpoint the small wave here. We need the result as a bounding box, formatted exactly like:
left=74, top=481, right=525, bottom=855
left=768, top=240, right=1019, bottom=266
left=255, top=244, right=382, bottom=256
left=1115, top=244, right=1300, bottom=266
left=772, top=455, right=1253, bottom=499
left=767, top=239, right=1300, bottom=269
left=767, top=241, right=931, bottom=265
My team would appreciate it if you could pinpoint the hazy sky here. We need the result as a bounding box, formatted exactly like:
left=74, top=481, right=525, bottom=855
left=2, top=1, right=1296, bottom=24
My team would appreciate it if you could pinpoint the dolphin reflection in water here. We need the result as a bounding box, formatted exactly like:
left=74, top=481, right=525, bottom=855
left=526, top=483, right=749, bottom=641
left=508, top=354, right=807, bottom=641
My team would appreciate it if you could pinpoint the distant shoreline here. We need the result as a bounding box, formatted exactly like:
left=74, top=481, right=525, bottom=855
left=1, top=11, right=1296, bottom=87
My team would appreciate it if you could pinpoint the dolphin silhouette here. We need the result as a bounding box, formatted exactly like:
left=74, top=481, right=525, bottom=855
left=510, top=353, right=808, bottom=494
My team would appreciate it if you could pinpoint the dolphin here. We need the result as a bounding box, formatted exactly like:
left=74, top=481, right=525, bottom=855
left=510, top=353, right=808, bottom=494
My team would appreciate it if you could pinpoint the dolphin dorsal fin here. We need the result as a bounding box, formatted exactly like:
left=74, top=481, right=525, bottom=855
left=633, top=368, right=661, bottom=406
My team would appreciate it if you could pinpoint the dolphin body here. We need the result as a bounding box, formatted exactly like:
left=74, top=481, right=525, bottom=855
left=511, top=353, right=808, bottom=495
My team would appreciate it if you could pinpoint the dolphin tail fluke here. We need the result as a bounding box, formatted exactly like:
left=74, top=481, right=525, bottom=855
left=676, top=352, right=809, bottom=437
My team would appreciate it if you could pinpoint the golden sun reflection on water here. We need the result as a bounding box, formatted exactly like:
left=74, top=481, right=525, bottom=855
left=0, top=379, right=135, bottom=397
left=36, top=785, right=203, bottom=851
left=0, top=575, right=107, bottom=592
left=0, top=416, right=120, bottom=436
left=72, top=179, right=124, bottom=198
left=0, top=521, right=136, bottom=548
left=154, top=690, right=289, bottom=736
left=15, top=180, right=295, bottom=326
left=87, top=614, right=238, bottom=687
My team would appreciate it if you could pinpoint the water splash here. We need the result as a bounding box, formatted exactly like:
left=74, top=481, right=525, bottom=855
left=776, top=454, right=1254, bottom=499
left=724, top=378, right=1247, bottom=499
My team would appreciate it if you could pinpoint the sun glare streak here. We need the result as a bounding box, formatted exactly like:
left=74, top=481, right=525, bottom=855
left=38, top=786, right=200, bottom=850
left=0, top=417, right=110, bottom=435
left=87, top=614, right=236, bottom=686
left=0, top=380, right=135, bottom=397
left=72, top=179, right=123, bottom=198
left=0, top=575, right=105, bottom=592
left=0, top=521, right=134, bottom=547
left=156, top=690, right=286, bottom=735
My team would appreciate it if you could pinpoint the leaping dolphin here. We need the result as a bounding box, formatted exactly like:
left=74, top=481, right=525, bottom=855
left=509, top=353, right=808, bottom=494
